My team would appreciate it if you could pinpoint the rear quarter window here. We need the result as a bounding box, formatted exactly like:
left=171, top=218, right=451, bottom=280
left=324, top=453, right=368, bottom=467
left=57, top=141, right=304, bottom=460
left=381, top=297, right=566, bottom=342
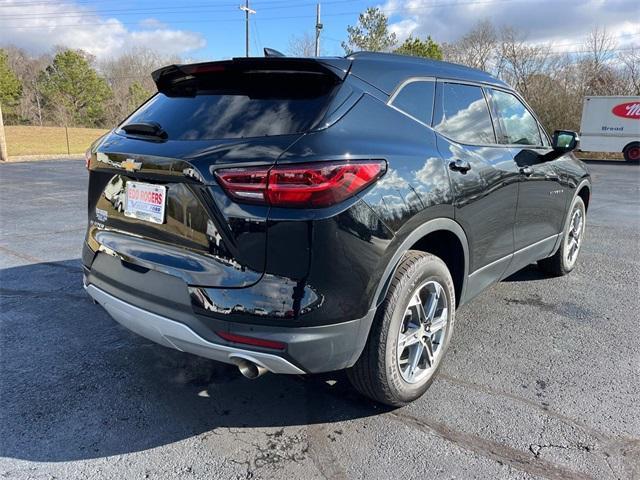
left=390, top=80, right=435, bottom=125
left=120, top=71, right=339, bottom=140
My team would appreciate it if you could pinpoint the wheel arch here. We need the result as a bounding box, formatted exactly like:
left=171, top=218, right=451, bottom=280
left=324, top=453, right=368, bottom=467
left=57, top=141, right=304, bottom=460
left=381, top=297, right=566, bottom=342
left=372, top=218, right=469, bottom=311
left=577, top=182, right=591, bottom=212
left=549, top=178, right=591, bottom=257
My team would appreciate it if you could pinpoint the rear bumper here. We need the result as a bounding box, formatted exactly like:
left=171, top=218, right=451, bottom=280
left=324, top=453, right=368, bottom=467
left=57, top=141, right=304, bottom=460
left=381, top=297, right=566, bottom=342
left=85, top=282, right=375, bottom=374
left=86, top=284, right=305, bottom=374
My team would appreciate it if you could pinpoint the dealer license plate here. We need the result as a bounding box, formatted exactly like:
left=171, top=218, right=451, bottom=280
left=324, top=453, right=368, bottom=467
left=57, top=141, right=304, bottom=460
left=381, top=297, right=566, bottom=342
left=124, top=182, right=166, bottom=224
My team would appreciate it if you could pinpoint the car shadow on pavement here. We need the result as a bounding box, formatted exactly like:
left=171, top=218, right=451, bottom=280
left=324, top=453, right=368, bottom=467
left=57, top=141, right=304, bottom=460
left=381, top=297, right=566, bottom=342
left=501, top=264, right=549, bottom=282
left=0, top=259, right=388, bottom=463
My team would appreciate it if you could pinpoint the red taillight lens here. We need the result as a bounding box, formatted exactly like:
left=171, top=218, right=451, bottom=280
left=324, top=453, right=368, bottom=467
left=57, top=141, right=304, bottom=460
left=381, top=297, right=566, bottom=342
left=215, top=160, right=386, bottom=208
left=216, top=331, right=286, bottom=350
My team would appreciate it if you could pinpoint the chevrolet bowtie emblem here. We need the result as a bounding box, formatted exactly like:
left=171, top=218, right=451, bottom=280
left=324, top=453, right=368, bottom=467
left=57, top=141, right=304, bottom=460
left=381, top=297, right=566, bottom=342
left=121, top=158, right=142, bottom=172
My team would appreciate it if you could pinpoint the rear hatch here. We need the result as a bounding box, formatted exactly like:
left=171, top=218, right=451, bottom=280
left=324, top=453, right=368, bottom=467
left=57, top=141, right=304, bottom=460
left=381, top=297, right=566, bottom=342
left=86, top=57, right=349, bottom=288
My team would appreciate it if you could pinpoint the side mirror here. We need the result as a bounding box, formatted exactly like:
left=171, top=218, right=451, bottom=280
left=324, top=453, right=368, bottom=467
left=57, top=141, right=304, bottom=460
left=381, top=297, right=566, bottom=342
left=552, top=130, right=579, bottom=153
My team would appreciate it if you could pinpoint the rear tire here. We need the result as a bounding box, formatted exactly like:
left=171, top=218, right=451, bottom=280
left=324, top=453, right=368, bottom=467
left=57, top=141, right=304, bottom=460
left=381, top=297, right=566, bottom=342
left=538, top=196, right=586, bottom=276
left=347, top=251, right=455, bottom=407
left=623, top=142, right=640, bottom=163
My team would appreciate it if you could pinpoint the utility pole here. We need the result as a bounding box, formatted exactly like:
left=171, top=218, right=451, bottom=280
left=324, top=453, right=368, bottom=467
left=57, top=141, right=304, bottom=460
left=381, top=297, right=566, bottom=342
left=239, top=0, right=256, bottom=57
left=0, top=104, right=7, bottom=162
left=315, top=2, right=323, bottom=57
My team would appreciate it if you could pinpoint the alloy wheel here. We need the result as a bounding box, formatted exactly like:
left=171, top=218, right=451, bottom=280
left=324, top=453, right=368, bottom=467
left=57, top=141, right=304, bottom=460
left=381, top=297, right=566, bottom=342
left=397, top=281, right=449, bottom=384
left=565, top=207, right=584, bottom=267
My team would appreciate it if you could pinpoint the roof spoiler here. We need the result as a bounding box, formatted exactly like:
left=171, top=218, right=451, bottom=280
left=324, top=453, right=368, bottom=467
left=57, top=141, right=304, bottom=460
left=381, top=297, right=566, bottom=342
left=151, top=57, right=352, bottom=95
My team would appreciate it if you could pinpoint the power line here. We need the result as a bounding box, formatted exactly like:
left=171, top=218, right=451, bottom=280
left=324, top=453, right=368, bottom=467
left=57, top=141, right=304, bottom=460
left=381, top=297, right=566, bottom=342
left=252, top=17, right=263, bottom=54
left=0, top=0, right=356, bottom=18
left=0, top=0, right=579, bottom=20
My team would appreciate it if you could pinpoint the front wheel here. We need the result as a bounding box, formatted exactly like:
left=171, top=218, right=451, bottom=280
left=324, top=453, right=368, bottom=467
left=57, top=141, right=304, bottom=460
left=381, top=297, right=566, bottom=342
left=347, top=251, right=455, bottom=406
left=538, top=196, right=586, bottom=276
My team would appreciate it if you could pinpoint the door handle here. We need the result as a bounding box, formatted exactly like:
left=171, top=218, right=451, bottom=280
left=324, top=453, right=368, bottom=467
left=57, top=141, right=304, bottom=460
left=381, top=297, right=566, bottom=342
left=519, top=166, right=534, bottom=176
left=449, top=159, right=471, bottom=173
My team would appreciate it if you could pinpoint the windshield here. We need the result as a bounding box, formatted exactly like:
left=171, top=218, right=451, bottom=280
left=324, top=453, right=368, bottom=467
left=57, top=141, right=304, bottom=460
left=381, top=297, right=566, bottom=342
left=120, top=71, right=339, bottom=140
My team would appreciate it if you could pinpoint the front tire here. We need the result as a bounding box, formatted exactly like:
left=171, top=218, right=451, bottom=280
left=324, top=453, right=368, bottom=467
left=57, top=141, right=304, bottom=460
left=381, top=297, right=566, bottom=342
left=347, top=251, right=455, bottom=406
left=538, top=196, right=586, bottom=276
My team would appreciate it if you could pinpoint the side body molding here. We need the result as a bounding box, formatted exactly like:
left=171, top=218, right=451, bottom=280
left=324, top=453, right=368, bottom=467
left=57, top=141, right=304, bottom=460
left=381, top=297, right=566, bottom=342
left=371, top=217, right=470, bottom=311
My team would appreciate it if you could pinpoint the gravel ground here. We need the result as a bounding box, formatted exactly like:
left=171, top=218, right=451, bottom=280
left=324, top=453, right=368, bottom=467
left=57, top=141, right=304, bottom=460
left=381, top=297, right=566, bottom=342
left=1, top=159, right=639, bottom=480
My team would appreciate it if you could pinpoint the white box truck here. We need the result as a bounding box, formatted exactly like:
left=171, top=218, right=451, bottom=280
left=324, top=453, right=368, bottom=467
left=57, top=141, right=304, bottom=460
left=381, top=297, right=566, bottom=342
left=579, top=96, right=640, bottom=162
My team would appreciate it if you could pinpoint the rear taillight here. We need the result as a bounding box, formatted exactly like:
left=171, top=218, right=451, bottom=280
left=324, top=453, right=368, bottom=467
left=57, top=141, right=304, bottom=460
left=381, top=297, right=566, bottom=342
left=84, top=149, right=91, bottom=170
left=216, top=331, right=286, bottom=350
left=215, top=160, right=386, bottom=208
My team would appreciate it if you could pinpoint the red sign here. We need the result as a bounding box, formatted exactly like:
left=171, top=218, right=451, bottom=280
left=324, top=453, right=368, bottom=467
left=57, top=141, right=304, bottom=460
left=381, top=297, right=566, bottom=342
left=612, top=102, right=640, bottom=119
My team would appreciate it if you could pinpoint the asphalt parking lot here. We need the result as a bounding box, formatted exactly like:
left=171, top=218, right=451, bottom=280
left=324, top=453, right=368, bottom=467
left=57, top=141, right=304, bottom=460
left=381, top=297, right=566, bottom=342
left=1, top=159, right=639, bottom=480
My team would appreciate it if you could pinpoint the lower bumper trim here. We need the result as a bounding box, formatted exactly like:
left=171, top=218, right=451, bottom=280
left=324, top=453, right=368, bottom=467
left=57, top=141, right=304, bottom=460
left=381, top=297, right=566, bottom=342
left=85, top=284, right=305, bottom=375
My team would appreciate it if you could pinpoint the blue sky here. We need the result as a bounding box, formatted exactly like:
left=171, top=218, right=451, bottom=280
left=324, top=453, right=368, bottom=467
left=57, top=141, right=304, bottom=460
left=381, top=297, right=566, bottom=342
left=1, top=0, right=638, bottom=61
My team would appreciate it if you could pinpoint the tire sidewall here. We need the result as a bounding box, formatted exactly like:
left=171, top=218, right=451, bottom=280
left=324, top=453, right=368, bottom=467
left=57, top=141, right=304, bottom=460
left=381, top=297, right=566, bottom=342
left=383, top=256, right=455, bottom=403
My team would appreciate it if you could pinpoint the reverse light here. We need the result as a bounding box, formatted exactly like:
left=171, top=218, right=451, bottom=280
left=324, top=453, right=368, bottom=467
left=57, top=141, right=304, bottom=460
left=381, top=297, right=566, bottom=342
left=216, top=331, right=286, bottom=350
left=215, top=160, right=386, bottom=208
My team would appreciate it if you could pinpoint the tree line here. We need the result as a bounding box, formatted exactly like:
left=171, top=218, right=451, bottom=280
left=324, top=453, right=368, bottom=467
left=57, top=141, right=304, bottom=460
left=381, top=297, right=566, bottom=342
left=1, top=6, right=638, bottom=135
left=338, top=8, right=639, bottom=134
left=0, top=46, right=177, bottom=128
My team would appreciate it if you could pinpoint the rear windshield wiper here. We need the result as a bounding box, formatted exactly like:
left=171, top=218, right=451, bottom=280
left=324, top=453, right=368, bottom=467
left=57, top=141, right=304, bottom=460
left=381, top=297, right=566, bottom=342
left=121, top=122, right=168, bottom=140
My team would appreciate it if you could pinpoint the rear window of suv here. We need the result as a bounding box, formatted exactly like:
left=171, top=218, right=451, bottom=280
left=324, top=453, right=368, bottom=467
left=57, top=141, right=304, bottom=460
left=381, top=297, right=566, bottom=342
left=120, top=71, right=339, bottom=140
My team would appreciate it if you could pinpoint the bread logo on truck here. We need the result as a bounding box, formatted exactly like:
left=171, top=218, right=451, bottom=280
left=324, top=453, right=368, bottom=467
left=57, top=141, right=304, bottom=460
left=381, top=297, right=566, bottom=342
left=612, top=102, right=640, bottom=119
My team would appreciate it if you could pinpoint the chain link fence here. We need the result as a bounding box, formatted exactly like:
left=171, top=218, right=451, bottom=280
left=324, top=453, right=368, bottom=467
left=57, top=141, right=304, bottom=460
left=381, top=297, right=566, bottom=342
left=2, top=126, right=109, bottom=158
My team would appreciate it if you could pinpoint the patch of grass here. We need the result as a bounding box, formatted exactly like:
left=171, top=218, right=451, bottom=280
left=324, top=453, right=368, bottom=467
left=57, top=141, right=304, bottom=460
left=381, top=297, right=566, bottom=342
left=4, top=126, right=109, bottom=157
left=576, top=151, right=624, bottom=161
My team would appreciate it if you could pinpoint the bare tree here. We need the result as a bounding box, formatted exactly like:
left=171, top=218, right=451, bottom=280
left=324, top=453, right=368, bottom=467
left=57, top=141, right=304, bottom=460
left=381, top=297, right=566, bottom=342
left=442, top=20, right=497, bottom=72
left=100, top=47, right=180, bottom=125
left=287, top=32, right=316, bottom=57
left=496, top=27, right=554, bottom=97
left=577, top=27, right=622, bottom=96
left=619, top=46, right=640, bottom=95
left=582, top=27, right=617, bottom=69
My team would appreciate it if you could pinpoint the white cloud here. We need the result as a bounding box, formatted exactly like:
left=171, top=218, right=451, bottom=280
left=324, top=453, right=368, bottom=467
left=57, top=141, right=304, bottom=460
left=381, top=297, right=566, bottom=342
left=380, top=0, right=640, bottom=48
left=0, top=0, right=206, bottom=60
left=138, top=18, right=168, bottom=30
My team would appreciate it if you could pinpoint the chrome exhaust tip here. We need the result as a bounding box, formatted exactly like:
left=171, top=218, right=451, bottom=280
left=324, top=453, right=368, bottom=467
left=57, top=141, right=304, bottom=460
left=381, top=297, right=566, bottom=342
left=234, top=358, right=268, bottom=379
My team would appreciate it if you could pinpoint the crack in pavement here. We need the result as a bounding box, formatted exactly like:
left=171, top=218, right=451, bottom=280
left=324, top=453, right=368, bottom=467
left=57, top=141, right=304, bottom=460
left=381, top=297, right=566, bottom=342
left=438, top=373, right=610, bottom=443
left=388, top=411, right=595, bottom=480
left=529, top=442, right=594, bottom=458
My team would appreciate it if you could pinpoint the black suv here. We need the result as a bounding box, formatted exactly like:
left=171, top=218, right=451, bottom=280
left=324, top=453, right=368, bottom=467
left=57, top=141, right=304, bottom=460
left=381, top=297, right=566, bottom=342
left=84, top=52, right=591, bottom=406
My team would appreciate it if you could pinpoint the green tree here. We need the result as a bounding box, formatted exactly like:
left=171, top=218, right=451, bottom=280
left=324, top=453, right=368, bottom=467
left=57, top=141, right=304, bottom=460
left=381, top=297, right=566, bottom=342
left=0, top=49, right=23, bottom=123
left=39, top=49, right=112, bottom=127
left=394, top=36, right=443, bottom=60
left=342, top=7, right=397, bottom=54
left=127, top=81, right=151, bottom=112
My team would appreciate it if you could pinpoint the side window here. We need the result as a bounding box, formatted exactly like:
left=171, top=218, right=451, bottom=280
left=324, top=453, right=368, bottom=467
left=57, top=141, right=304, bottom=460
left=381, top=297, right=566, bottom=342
left=489, top=89, right=542, bottom=146
left=433, top=83, right=495, bottom=144
left=390, top=80, right=435, bottom=125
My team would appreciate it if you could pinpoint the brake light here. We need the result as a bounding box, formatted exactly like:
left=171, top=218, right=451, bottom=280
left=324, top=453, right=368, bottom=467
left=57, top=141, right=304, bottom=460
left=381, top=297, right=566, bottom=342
left=216, top=331, right=286, bottom=350
left=215, top=160, right=386, bottom=208
left=183, top=63, right=226, bottom=75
